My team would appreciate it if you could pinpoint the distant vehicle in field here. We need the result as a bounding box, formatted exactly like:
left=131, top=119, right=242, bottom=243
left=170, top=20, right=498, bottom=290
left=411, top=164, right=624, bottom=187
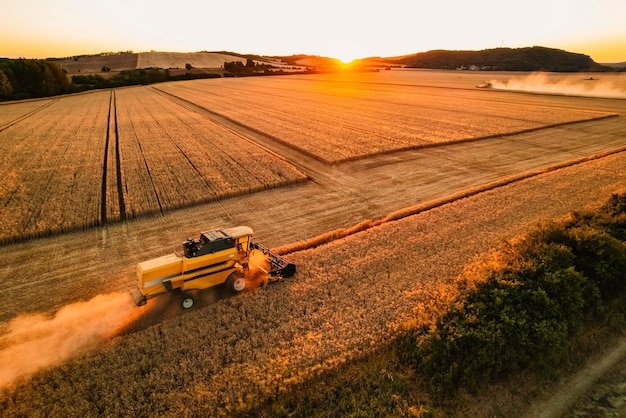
left=131, top=226, right=295, bottom=309
left=476, top=81, right=493, bottom=88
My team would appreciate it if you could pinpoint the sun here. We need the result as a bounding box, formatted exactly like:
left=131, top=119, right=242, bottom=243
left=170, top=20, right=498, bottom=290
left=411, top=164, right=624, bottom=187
left=336, top=53, right=358, bottom=65
left=338, top=56, right=355, bottom=65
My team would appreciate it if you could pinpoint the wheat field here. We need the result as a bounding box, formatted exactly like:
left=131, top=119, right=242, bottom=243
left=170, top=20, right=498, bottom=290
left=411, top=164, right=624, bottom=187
left=156, top=74, right=615, bottom=163
left=1, top=70, right=625, bottom=416
left=1, top=150, right=625, bottom=417
left=0, top=71, right=617, bottom=244
left=0, top=87, right=306, bottom=243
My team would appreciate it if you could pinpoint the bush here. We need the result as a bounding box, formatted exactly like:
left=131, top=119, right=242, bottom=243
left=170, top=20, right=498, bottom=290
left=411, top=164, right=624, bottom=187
left=400, top=192, right=626, bottom=397
left=531, top=214, right=626, bottom=299
left=0, top=59, right=70, bottom=100
left=598, top=193, right=626, bottom=241
left=71, top=74, right=108, bottom=88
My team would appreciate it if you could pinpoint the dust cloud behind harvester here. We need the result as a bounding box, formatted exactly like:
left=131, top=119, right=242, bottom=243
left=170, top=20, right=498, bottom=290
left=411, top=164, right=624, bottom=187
left=0, top=292, right=143, bottom=389
left=490, top=72, right=626, bottom=99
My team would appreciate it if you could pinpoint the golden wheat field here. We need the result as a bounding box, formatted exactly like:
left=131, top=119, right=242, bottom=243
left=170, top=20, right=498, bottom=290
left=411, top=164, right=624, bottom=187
left=1, top=70, right=626, bottom=416
left=0, top=88, right=306, bottom=243
left=155, top=73, right=614, bottom=163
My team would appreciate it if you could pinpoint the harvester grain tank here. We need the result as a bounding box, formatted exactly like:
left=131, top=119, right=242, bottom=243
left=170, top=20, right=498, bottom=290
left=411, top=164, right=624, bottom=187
left=131, top=226, right=295, bottom=308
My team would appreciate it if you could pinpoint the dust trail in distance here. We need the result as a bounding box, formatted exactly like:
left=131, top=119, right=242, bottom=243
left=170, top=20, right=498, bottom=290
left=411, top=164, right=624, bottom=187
left=0, top=292, right=144, bottom=390
left=490, top=72, right=626, bottom=99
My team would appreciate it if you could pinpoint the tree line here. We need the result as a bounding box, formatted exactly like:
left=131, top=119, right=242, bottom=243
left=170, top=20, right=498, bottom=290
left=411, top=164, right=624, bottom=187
left=223, top=59, right=278, bottom=76
left=0, top=59, right=70, bottom=100
left=0, top=59, right=220, bottom=101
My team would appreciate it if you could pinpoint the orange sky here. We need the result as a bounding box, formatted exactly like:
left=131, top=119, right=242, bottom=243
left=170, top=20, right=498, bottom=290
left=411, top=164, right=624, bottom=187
left=2, top=0, right=625, bottom=63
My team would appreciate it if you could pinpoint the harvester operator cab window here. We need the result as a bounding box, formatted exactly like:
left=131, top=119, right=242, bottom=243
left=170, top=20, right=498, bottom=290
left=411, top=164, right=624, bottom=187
left=183, top=239, right=200, bottom=258
left=183, top=229, right=240, bottom=258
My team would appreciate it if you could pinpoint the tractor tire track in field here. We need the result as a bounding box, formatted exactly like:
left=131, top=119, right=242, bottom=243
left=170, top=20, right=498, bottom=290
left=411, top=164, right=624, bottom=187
left=101, top=91, right=126, bottom=223
left=0, top=99, right=58, bottom=133
left=101, top=92, right=111, bottom=224
left=113, top=91, right=127, bottom=221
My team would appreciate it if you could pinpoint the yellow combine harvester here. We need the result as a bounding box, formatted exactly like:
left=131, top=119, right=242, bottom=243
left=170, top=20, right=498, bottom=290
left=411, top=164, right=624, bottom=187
left=131, top=226, right=295, bottom=309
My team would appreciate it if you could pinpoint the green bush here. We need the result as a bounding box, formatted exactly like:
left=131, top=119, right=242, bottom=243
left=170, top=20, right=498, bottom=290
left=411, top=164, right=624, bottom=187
left=531, top=213, right=626, bottom=299
left=400, top=192, right=626, bottom=397
left=0, top=59, right=70, bottom=100
left=597, top=193, right=626, bottom=242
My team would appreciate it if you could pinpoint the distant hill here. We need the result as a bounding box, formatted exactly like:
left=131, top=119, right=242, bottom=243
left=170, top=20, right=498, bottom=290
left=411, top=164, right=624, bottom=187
left=46, top=47, right=617, bottom=75
left=601, top=61, right=626, bottom=70
left=51, top=51, right=253, bottom=75
left=361, top=46, right=614, bottom=72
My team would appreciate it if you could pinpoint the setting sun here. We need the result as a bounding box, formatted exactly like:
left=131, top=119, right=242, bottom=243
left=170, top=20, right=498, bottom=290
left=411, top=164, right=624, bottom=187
left=337, top=55, right=357, bottom=65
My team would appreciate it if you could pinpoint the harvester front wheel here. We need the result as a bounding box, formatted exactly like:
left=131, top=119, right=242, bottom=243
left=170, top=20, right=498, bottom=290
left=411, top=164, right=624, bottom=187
left=181, top=293, right=195, bottom=309
left=226, top=271, right=246, bottom=293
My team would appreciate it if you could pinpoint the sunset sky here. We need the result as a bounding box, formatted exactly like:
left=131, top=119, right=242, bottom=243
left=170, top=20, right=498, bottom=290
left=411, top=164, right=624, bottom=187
left=2, top=0, right=625, bottom=63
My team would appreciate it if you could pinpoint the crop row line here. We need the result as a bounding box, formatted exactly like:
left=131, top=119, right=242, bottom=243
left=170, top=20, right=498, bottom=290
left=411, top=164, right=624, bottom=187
left=148, top=113, right=221, bottom=202
left=101, top=93, right=111, bottom=223
left=0, top=99, right=58, bottom=133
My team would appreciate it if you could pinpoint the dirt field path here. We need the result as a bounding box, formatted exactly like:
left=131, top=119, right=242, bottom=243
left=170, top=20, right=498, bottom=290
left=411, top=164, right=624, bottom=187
left=525, top=335, right=626, bottom=417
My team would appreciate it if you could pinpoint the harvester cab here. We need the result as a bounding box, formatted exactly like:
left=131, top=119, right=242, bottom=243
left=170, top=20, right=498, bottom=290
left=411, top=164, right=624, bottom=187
left=183, top=228, right=243, bottom=259
left=131, top=226, right=295, bottom=309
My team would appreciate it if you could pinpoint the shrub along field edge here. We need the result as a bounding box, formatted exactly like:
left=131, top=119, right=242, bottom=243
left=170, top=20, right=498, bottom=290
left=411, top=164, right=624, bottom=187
left=399, top=192, right=626, bottom=397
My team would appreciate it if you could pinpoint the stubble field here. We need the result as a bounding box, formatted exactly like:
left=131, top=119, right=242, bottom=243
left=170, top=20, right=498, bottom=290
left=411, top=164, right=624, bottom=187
left=1, top=70, right=625, bottom=416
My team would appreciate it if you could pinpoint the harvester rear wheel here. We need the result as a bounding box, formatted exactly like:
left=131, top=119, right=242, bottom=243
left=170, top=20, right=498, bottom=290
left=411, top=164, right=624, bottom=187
left=226, top=271, right=246, bottom=293
left=181, top=293, right=195, bottom=309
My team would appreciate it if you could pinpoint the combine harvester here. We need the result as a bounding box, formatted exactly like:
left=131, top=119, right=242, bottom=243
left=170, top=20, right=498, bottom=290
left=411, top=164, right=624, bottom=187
left=131, top=226, right=295, bottom=309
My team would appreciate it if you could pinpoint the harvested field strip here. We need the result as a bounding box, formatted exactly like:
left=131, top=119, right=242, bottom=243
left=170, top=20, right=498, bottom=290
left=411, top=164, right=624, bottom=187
left=274, top=143, right=626, bottom=255
left=0, top=99, right=57, bottom=132
left=0, top=92, right=110, bottom=243
left=158, top=78, right=616, bottom=163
